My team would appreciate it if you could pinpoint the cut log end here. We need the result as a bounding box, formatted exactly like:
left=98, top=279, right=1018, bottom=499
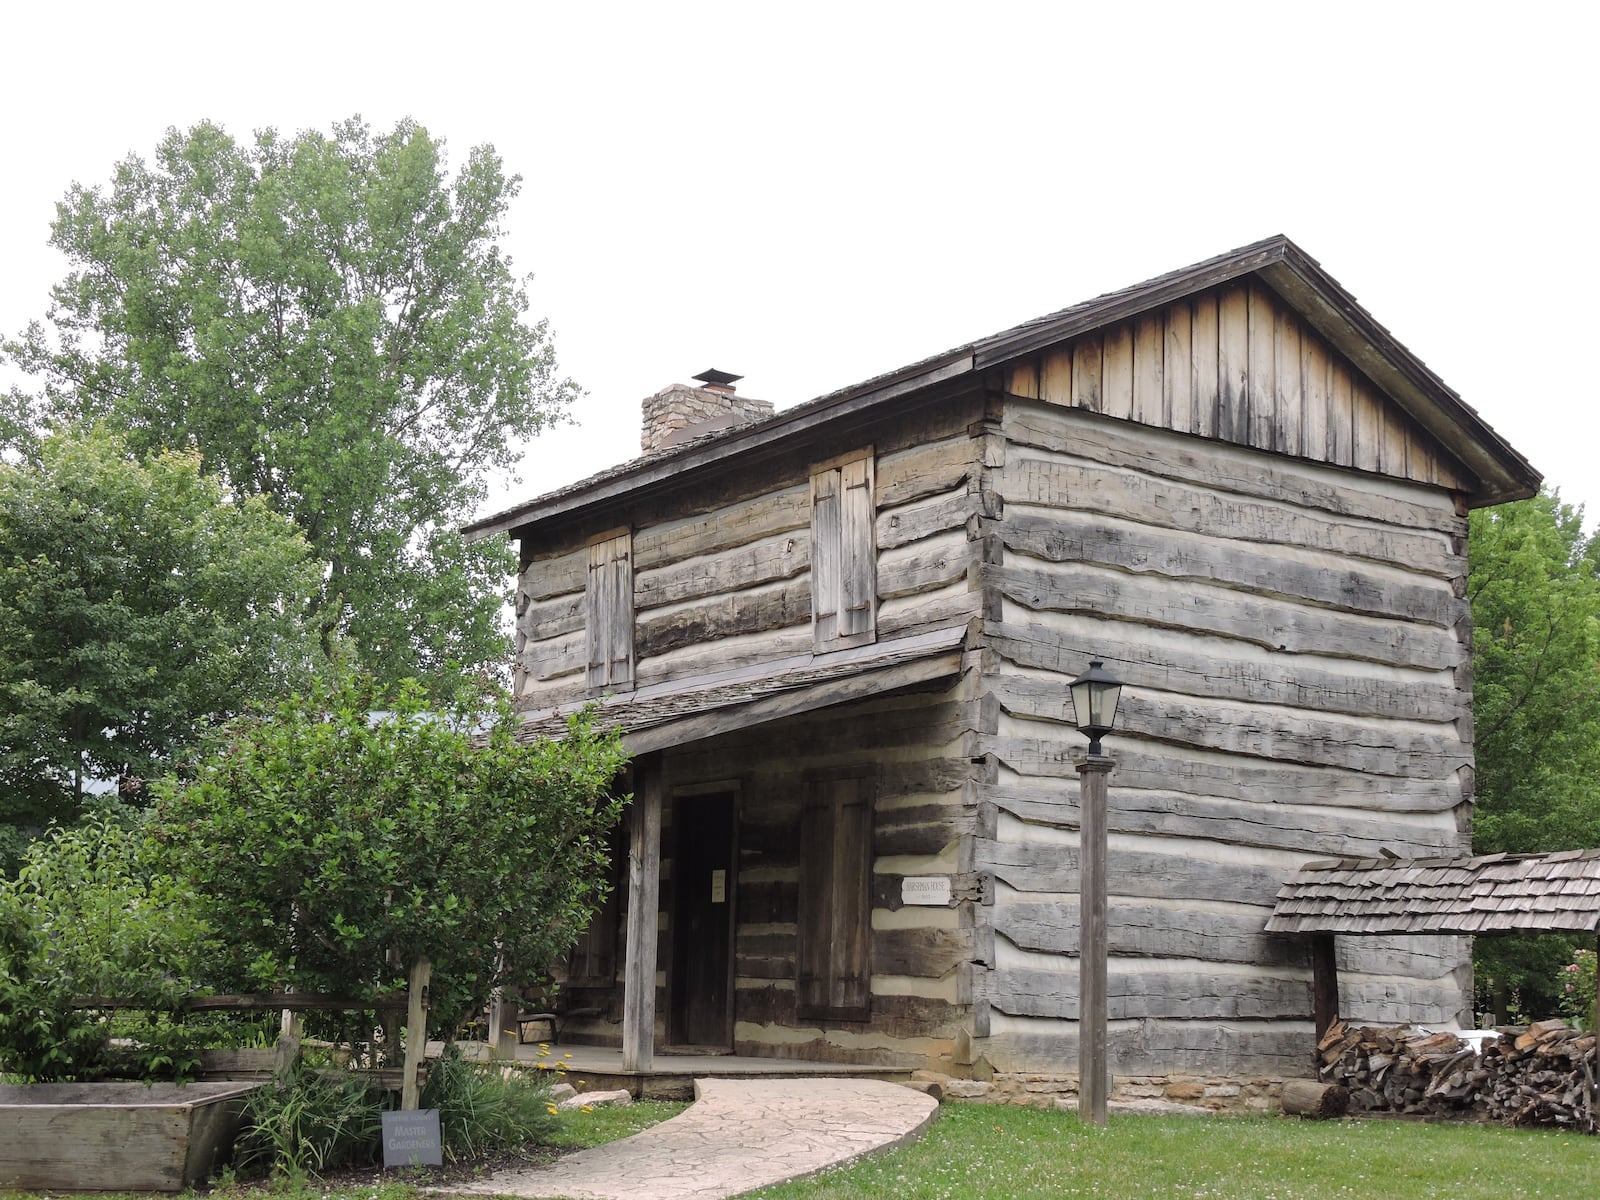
left=1280, top=1079, right=1350, bottom=1119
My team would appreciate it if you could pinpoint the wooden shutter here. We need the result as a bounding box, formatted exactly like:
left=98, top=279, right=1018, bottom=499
left=567, top=831, right=623, bottom=985
left=811, top=467, right=841, bottom=646
left=797, top=775, right=873, bottom=1021
left=839, top=456, right=875, bottom=639
left=810, top=453, right=875, bottom=651
left=586, top=531, right=634, bottom=690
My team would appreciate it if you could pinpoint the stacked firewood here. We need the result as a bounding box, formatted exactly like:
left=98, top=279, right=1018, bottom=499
left=1316, top=1021, right=1482, bottom=1115
left=1314, top=1018, right=1598, bottom=1130
left=1476, top=1020, right=1597, bottom=1128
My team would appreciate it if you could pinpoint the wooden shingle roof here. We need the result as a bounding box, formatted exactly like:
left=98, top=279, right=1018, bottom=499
left=465, top=235, right=1540, bottom=543
left=508, top=624, right=968, bottom=755
left=1266, top=849, right=1600, bottom=936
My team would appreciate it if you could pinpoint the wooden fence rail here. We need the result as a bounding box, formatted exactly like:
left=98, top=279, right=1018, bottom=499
left=69, top=960, right=434, bottom=1110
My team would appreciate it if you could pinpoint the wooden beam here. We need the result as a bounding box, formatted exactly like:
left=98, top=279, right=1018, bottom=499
left=400, top=957, right=431, bottom=1112
left=72, top=992, right=412, bottom=1012
left=623, top=756, right=664, bottom=1073
left=1311, top=933, right=1339, bottom=1042
left=1076, top=754, right=1113, bottom=1128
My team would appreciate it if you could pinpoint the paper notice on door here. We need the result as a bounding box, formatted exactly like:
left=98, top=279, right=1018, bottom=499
left=710, top=869, right=726, bottom=903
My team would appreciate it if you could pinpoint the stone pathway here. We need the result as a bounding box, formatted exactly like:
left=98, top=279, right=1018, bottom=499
left=442, top=1077, right=939, bottom=1199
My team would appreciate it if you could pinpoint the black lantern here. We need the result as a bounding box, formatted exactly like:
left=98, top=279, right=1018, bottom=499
left=1069, top=660, right=1122, bottom=756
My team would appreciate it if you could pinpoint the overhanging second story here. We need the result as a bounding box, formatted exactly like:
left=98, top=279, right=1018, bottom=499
left=464, top=236, right=1539, bottom=749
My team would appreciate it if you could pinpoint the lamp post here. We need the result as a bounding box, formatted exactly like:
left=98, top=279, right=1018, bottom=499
left=1069, top=659, right=1122, bottom=1128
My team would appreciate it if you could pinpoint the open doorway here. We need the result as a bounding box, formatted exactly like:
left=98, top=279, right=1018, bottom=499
left=668, top=789, right=738, bottom=1050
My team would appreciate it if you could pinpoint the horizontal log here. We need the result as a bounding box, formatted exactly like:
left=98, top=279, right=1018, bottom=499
left=976, top=838, right=1289, bottom=907
left=636, top=529, right=809, bottom=612
left=519, top=588, right=585, bottom=643
left=877, top=434, right=976, bottom=509
left=1003, top=512, right=1458, bottom=626
left=992, top=680, right=1468, bottom=778
left=523, top=630, right=585, bottom=683
left=637, top=578, right=811, bottom=658
left=519, top=544, right=588, bottom=603
left=982, top=781, right=1463, bottom=858
left=878, top=530, right=971, bottom=601
left=1002, top=402, right=1464, bottom=535
left=982, top=1015, right=1314, bottom=1077
left=989, top=734, right=1463, bottom=814
left=874, top=807, right=969, bottom=857
left=991, top=899, right=1305, bottom=968
left=988, top=616, right=1463, bottom=724
left=874, top=927, right=972, bottom=977
left=633, top=485, right=810, bottom=572
left=636, top=625, right=813, bottom=685
left=736, top=982, right=966, bottom=1036
left=988, top=963, right=1310, bottom=1021
left=878, top=487, right=976, bottom=551
left=996, top=560, right=1461, bottom=671
left=1002, top=455, right=1459, bottom=578
left=1281, top=1079, right=1349, bottom=1117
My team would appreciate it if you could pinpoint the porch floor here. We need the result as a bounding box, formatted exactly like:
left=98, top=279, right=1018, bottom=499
left=456, top=1041, right=915, bottom=1100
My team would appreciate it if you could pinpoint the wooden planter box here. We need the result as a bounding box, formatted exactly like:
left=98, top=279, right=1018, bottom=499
left=0, top=1081, right=260, bottom=1192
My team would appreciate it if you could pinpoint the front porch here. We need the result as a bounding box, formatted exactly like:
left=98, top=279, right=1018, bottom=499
left=463, top=1041, right=915, bottom=1100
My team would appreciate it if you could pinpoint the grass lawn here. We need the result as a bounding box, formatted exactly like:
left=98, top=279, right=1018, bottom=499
left=3, top=1100, right=1595, bottom=1199
left=745, top=1104, right=1599, bottom=1200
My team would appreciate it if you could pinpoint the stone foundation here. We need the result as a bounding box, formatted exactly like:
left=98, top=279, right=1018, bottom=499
left=913, top=1071, right=1283, bottom=1114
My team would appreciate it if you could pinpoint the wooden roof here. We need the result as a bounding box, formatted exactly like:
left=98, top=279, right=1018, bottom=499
left=1266, top=849, right=1600, bottom=937
left=508, top=624, right=967, bottom=754
left=465, top=236, right=1538, bottom=542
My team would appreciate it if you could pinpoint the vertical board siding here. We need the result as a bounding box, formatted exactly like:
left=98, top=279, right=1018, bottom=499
left=1002, top=282, right=1469, bottom=493
left=979, top=402, right=1473, bottom=1078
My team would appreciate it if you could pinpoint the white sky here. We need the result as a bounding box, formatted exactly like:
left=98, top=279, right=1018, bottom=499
left=3, top=2, right=1595, bottom=526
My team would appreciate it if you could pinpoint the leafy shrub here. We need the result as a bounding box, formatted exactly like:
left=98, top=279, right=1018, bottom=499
left=1557, top=947, right=1597, bottom=1030
left=151, top=670, right=629, bottom=1043
left=234, top=1060, right=388, bottom=1178
left=0, top=813, right=205, bottom=1080
left=422, top=1048, right=561, bottom=1161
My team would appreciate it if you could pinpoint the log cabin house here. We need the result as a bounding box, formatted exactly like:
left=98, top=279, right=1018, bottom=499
left=463, top=236, right=1539, bottom=1093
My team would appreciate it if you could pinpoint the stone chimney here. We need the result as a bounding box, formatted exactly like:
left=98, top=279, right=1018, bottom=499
left=641, top=369, right=775, bottom=454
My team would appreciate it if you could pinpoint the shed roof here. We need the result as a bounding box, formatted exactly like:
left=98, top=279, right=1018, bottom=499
left=1266, top=849, right=1600, bottom=936
left=465, top=235, right=1539, bottom=542
left=508, top=624, right=968, bottom=755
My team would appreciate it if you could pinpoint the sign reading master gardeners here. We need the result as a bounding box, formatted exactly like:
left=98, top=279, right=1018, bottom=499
left=901, top=876, right=952, bottom=906
left=382, top=1108, right=443, bottom=1168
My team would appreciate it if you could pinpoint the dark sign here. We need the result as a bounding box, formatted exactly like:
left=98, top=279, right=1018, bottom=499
left=381, top=1108, right=443, bottom=1167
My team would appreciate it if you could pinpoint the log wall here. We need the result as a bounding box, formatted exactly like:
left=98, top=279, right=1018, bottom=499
left=560, top=680, right=989, bottom=1068
left=511, top=396, right=986, bottom=707
left=972, top=400, right=1475, bottom=1079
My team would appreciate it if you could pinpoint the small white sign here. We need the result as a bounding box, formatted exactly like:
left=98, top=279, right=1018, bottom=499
left=901, top=876, right=952, bottom=906
left=710, top=869, right=727, bottom=903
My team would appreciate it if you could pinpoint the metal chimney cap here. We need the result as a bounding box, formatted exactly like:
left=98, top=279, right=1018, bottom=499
left=692, top=368, right=743, bottom=390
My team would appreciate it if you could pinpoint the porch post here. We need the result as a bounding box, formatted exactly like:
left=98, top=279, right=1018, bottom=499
left=1311, top=933, right=1339, bottom=1041
left=622, top=755, right=663, bottom=1073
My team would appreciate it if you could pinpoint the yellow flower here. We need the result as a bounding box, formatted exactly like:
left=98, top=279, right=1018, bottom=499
left=581, top=1105, right=594, bottom=1113
left=546, top=1104, right=559, bottom=1115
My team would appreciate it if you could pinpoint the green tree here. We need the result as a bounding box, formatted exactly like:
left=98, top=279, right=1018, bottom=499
left=1468, top=490, right=1600, bottom=1013
left=150, top=669, right=629, bottom=1043
left=6, top=117, right=577, bottom=689
left=0, top=814, right=208, bottom=1081
left=0, top=428, right=319, bottom=868
left=1469, top=491, right=1600, bottom=855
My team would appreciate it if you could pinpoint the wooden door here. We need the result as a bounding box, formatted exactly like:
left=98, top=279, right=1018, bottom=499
left=669, top=791, right=737, bottom=1049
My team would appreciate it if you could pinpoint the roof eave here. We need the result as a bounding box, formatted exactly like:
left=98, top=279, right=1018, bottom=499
left=462, top=351, right=974, bottom=542
left=973, top=234, right=1540, bottom=508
